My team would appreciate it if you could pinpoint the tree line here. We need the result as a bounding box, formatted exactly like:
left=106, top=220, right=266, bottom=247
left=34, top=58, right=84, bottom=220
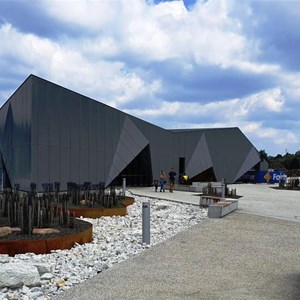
left=260, top=150, right=300, bottom=175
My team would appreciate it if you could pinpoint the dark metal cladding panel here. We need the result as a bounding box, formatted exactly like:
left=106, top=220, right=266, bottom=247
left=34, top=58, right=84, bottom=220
left=78, top=96, right=89, bottom=184
left=185, top=133, right=213, bottom=178
left=31, top=143, right=38, bottom=188
left=12, top=145, right=31, bottom=188
left=49, top=146, right=60, bottom=183
left=178, top=134, right=186, bottom=157
left=104, top=106, right=115, bottom=179
left=105, top=116, right=150, bottom=186
left=204, top=128, right=255, bottom=183
left=129, top=116, right=177, bottom=177
left=0, top=103, right=8, bottom=134
left=37, top=144, right=50, bottom=187
left=79, top=96, right=89, bottom=149
left=97, top=150, right=105, bottom=182
left=60, top=146, right=71, bottom=190
left=80, top=148, right=89, bottom=183
left=88, top=101, right=98, bottom=183
left=36, top=84, right=50, bottom=146
left=49, top=99, right=60, bottom=147
left=119, top=129, right=141, bottom=156
left=12, top=85, right=31, bottom=147
left=0, top=76, right=33, bottom=191
left=31, top=77, right=38, bottom=146
left=97, top=104, right=106, bottom=181
left=0, top=75, right=262, bottom=190
left=70, top=97, right=80, bottom=147
left=60, top=98, right=71, bottom=147
left=234, top=147, right=261, bottom=182
left=70, top=146, right=80, bottom=183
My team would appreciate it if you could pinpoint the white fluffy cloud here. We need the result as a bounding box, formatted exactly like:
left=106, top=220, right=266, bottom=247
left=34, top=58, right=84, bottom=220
left=0, top=0, right=300, bottom=156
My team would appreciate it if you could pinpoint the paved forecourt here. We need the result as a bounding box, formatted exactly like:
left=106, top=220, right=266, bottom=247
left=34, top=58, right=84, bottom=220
left=52, top=184, right=300, bottom=300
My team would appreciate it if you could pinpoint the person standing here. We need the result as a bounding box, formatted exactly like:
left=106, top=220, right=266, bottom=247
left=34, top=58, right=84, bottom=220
left=168, top=167, right=177, bottom=193
left=159, top=170, right=166, bottom=192
left=153, top=179, right=158, bottom=192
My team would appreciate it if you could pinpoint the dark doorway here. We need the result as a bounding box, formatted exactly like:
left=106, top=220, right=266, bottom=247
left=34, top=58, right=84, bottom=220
left=190, top=167, right=216, bottom=182
left=179, top=157, right=185, bottom=175
left=111, top=145, right=153, bottom=187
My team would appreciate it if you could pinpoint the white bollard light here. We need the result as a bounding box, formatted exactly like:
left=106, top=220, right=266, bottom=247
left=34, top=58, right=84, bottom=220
left=122, top=177, right=126, bottom=197
left=142, top=201, right=150, bottom=244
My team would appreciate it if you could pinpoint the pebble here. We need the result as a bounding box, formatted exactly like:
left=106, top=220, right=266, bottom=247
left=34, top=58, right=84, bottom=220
left=0, top=193, right=207, bottom=299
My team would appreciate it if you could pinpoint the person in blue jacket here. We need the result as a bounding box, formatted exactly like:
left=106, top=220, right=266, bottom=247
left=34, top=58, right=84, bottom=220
left=168, top=167, right=177, bottom=193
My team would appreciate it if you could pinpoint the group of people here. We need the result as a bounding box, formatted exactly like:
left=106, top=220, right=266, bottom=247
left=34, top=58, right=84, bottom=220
left=153, top=168, right=177, bottom=193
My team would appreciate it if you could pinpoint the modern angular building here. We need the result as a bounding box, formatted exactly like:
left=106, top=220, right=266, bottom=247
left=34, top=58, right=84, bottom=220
left=0, top=75, right=262, bottom=192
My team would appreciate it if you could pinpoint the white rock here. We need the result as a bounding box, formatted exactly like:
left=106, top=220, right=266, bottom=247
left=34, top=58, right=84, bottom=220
left=0, top=254, right=10, bottom=264
left=40, top=273, right=54, bottom=280
left=22, top=285, right=30, bottom=293
left=0, top=263, right=41, bottom=288
left=6, top=291, right=18, bottom=300
left=0, top=193, right=207, bottom=299
left=34, top=263, right=54, bottom=276
left=30, top=290, right=44, bottom=298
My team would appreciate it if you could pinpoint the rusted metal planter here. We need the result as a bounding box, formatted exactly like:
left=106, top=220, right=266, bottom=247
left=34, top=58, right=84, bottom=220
left=68, top=196, right=135, bottom=218
left=0, top=221, right=92, bottom=256
left=0, top=197, right=134, bottom=256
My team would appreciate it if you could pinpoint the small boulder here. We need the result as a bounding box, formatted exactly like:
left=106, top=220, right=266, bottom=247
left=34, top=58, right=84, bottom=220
left=32, top=228, right=60, bottom=235
left=0, top=227, right=12, bottom=237
left=0, top=263, right=41, bottom=288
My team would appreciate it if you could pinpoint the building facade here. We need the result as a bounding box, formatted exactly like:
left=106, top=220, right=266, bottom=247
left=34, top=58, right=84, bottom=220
left=0, top=75, right=262, bottom=192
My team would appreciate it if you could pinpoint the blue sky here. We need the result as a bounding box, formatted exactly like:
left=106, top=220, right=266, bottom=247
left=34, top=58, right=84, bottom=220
left=0, top=0, right=300, bottom=156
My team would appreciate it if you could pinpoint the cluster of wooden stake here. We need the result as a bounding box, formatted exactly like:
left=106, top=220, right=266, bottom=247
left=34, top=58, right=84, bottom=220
left=0, top=182, right=124, bottom=235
